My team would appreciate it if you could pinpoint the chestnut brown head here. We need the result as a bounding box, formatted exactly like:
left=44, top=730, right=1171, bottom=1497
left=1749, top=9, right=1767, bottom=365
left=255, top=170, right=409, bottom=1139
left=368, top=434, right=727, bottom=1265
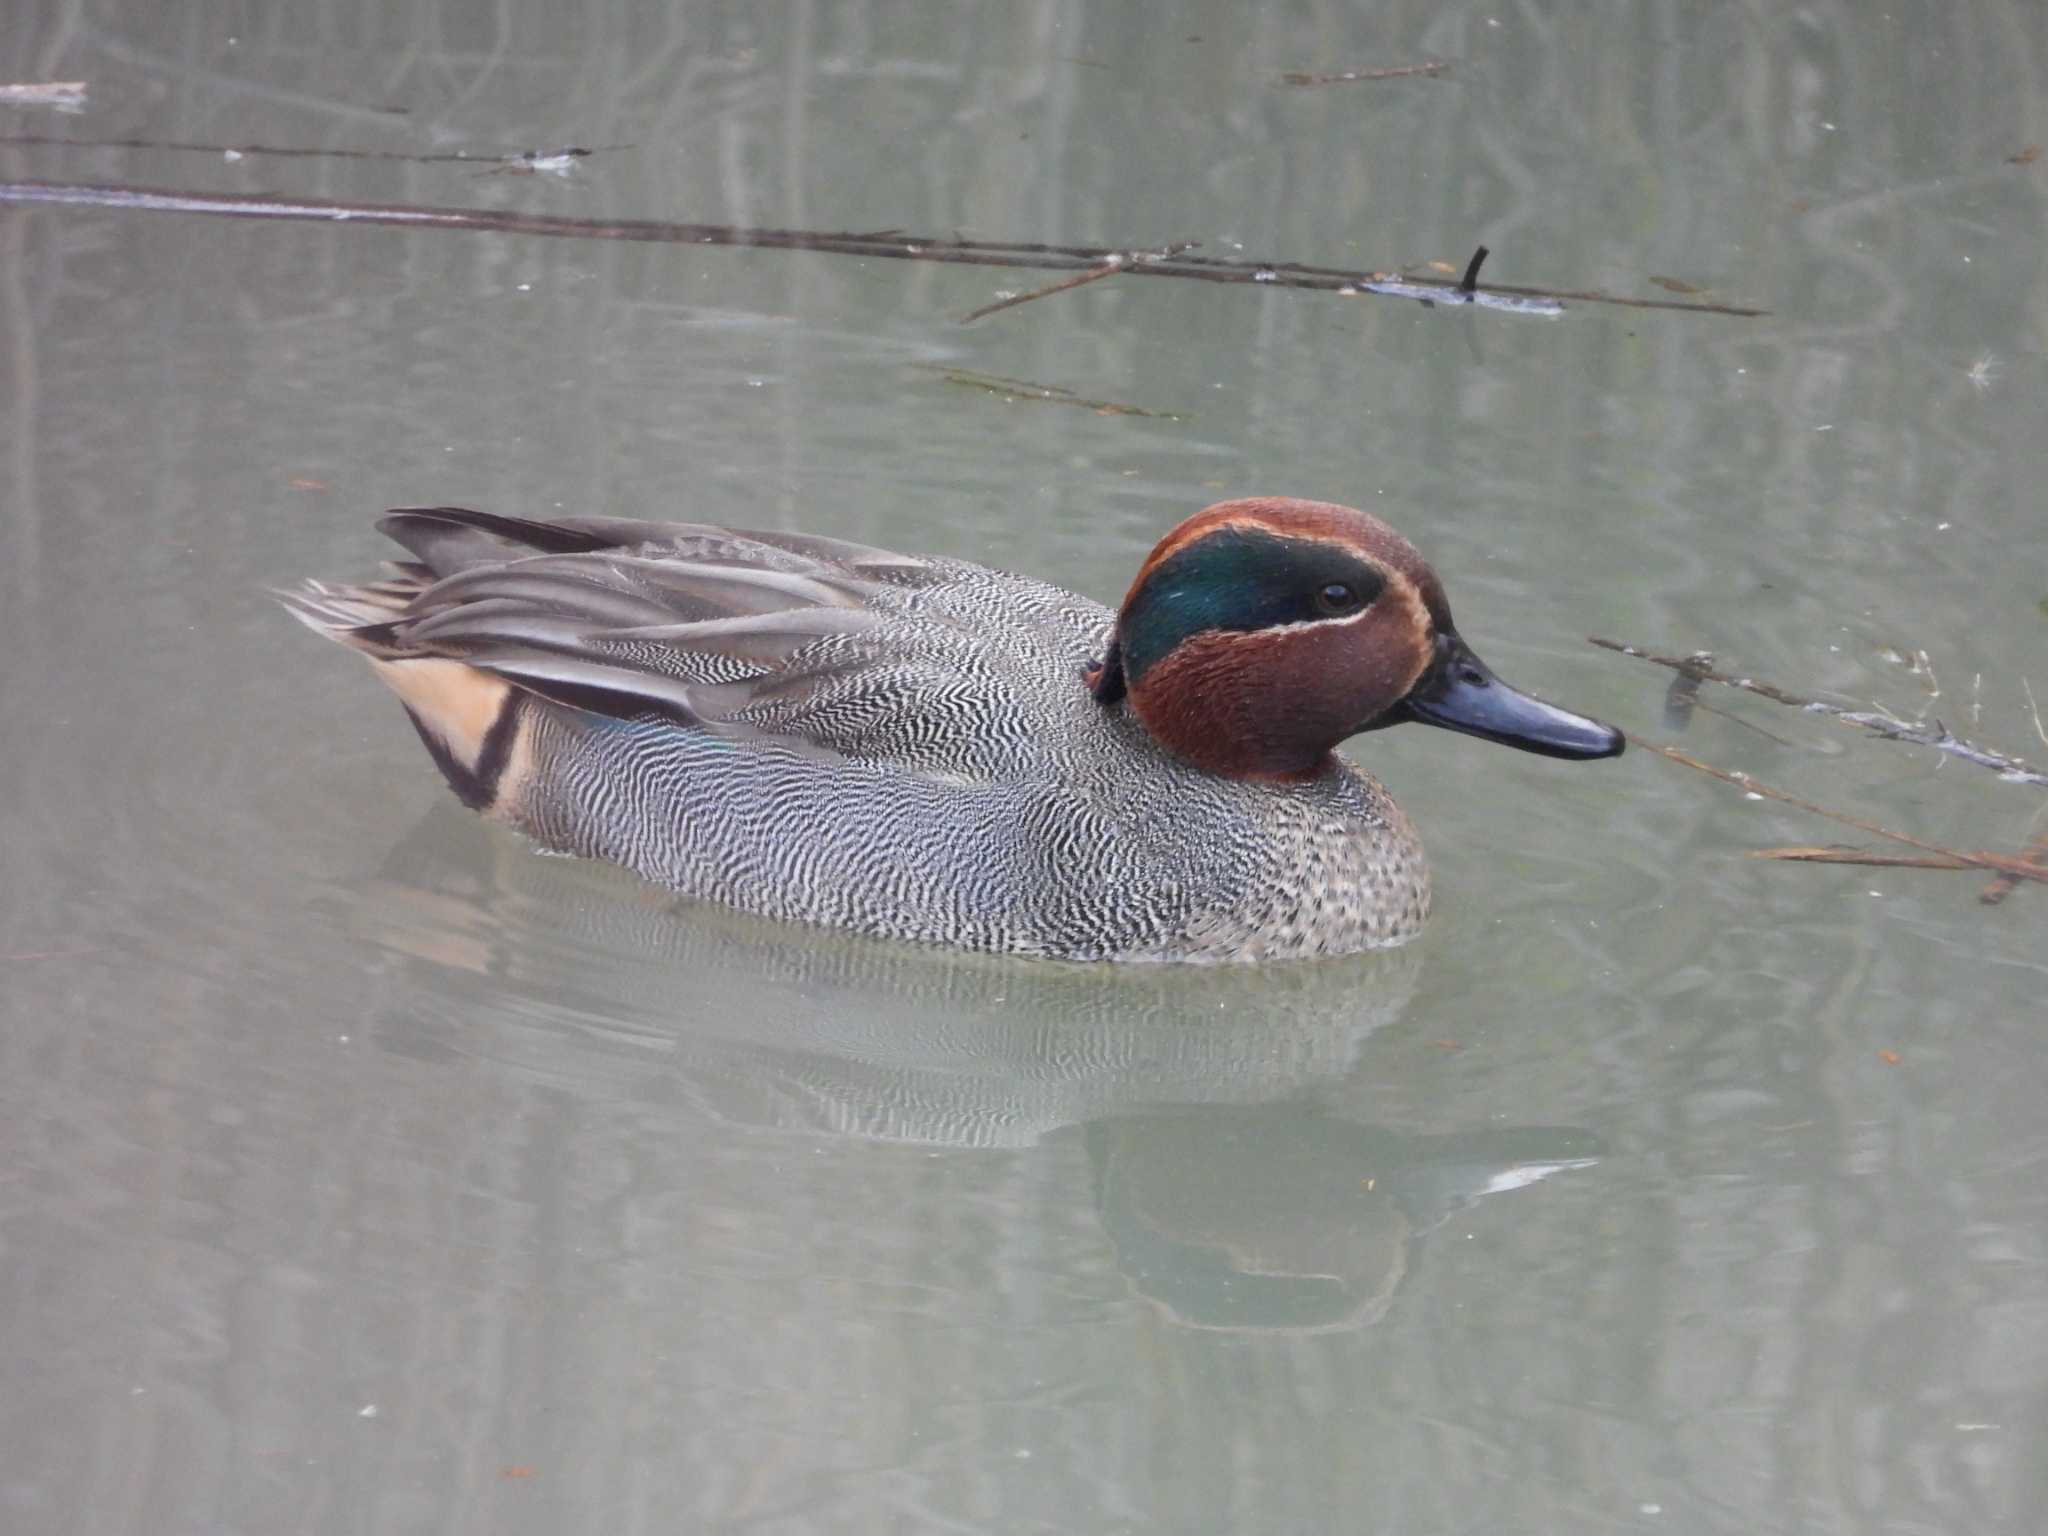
left=1088, top=498, right=1623, bottom=779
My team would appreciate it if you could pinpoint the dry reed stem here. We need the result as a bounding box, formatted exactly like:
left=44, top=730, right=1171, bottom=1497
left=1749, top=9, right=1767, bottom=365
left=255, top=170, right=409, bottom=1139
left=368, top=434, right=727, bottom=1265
left=1751, top=847, right=1978, bottom=870
left=1979, top=827, right=2048, bottom=905
left=1630, top=736, right=2048, bottom=885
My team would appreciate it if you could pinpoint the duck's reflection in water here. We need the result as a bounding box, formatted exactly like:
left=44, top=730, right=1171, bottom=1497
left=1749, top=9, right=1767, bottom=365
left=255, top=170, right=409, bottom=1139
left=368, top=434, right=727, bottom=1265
left=1090, top=1108, right=1599, bottom=1332
left=349, top=805, right=1601, bottom=1331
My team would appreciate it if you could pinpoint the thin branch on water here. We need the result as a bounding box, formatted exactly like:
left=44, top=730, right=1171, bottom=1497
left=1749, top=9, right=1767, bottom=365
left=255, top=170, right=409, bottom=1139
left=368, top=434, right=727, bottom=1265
left=960, top=262, right=1119, bottom=323
left=1751, top=846, right=1978, bottom=871
left=1658, top=648, right=1797, bottom=743
left=1590, top=636, right=2046, bottom=787
left=0, top=134, right=621, bottom=167
left=1593, top=636, right=1847, bottom=710
left=1279, top=61, right=1450, bottom=86
left=1979, top=826, right=2048, bottom=905
left=916, top=365, right=1186, bottom=420
left=958, top=241, right=1196, bottom=323
left=1627, top=735, right=2048, bottom=885
left=0, top=180, right=1770, bottom=319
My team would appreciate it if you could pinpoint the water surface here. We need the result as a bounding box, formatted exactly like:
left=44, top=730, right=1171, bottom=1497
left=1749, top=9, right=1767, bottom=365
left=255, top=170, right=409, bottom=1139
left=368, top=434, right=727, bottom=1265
left=3, top=3, right=2045, bottom=1532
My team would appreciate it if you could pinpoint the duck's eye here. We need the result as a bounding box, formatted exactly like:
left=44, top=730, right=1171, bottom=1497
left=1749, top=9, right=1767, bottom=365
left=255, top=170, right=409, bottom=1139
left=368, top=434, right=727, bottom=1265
left=1314, top=581, right=1363, bottom=615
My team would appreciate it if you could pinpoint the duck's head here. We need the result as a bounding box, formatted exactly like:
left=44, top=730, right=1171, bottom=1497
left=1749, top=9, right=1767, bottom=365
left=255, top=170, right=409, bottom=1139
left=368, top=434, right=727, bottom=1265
left=1087, top=497, right=1624, bottom=779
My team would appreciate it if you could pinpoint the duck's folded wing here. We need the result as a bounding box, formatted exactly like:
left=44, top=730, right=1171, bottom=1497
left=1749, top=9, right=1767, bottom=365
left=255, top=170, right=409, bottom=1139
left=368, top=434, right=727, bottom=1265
left=281, top=507, right=1059, bottom=780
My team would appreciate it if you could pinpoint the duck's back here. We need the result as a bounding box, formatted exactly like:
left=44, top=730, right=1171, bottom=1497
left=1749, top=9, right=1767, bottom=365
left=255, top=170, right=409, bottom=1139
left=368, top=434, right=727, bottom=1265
left=284, top=510, right=1428, bottom=960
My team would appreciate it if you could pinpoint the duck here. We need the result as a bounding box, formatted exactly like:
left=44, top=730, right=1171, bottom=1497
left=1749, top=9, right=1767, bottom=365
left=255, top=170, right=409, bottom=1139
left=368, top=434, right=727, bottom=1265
left=281, top=497, right=1622, bottom=962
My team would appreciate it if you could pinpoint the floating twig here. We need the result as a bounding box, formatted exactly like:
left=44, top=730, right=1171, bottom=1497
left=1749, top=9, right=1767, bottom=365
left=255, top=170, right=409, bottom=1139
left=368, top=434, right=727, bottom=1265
left=0, top=82, right=87, bottom=112
left=958, top=241, right=1195, bottom=323
left=0, top=180, right=1768, bottom=319
left=1630, top=735, right=2048, bottom=885
left=1979, top=826, right=2048, bottom=905
left=961, top=262, right=1119, bottom=323
left=1347, top=272, right=1562, bottom=315
left=1593, top=637, right=1827, bottom=709
left=1655, top=648, right=1806, bottom=746
left=917, top=365, right=1186, bottom=420
left=1352, top=273, right=1760, bottom=317
left=0, top=134, right=617, bottom=166
left=1590, top=637, right=2046, bottom=787
left=1280, top=61, right=1450, bottom=87
left=1751, top=846, right=1977, bottom=871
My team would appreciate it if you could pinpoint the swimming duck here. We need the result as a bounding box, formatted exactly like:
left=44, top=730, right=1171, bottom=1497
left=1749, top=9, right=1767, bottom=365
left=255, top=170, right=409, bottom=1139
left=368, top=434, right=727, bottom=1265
left=283, top=497, right=1621, bottom=962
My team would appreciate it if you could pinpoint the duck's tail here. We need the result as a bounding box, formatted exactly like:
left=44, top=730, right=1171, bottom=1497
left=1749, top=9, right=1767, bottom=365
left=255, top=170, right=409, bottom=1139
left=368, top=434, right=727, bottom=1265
left=277, top=557, right=532, bottom=816
left=275, top=564, right=433, bottom=657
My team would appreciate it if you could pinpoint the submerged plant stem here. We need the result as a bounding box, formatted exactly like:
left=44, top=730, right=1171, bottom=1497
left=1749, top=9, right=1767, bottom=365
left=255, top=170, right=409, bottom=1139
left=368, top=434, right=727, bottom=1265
left=1630, top=736, right=2048, bottom=885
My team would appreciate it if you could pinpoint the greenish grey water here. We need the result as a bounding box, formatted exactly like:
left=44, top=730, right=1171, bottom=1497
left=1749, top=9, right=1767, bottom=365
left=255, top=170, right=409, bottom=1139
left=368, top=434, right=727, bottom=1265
left=3, top=3, right=2045, bottom=1532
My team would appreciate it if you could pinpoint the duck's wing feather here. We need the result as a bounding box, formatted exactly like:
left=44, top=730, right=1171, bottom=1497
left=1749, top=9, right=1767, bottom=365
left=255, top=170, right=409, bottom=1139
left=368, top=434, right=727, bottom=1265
left=283, top=507, right=1102, bottom=781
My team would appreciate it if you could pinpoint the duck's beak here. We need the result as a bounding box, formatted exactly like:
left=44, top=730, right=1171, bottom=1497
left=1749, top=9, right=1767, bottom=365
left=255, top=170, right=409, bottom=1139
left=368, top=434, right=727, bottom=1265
left=1390, top=632, right=1625, bottom=761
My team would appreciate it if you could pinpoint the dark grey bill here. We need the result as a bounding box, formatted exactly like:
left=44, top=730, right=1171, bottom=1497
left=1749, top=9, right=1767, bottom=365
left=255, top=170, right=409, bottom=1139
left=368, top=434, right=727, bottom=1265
left=1385, top=632, right=1625, bottom=761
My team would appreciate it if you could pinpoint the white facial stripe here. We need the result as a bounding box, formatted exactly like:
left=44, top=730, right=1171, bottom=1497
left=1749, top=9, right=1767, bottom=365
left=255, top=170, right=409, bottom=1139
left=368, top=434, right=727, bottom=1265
left=1260, top=568, right=1430, bottom=637
left=1273, top=608, right=1378, bottom=634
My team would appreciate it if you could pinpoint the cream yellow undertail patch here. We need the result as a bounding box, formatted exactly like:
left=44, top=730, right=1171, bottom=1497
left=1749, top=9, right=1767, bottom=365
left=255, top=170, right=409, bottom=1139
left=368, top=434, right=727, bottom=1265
left=370, top=658, right=510, bottom=772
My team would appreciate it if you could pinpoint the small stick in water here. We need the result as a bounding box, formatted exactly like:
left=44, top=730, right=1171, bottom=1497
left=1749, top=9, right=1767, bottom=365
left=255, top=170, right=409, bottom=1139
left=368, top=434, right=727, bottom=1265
left=959, top=240, right=1197, bottom=323
left=1628, top=735, right=2048, bottom=884
left=0, top=133, right=617, bottom=166
left=0, top=181, right=1773, bottom=318
left=1751, top=847, right=1976, bottom=871
left=1591, top=637, right=2047, bottom=787
left=1979, top=826, right=2048, bottom=905
left=917, top=364, right=1186, bottom=420
left=1279, top=62, right=1450, bottom=87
